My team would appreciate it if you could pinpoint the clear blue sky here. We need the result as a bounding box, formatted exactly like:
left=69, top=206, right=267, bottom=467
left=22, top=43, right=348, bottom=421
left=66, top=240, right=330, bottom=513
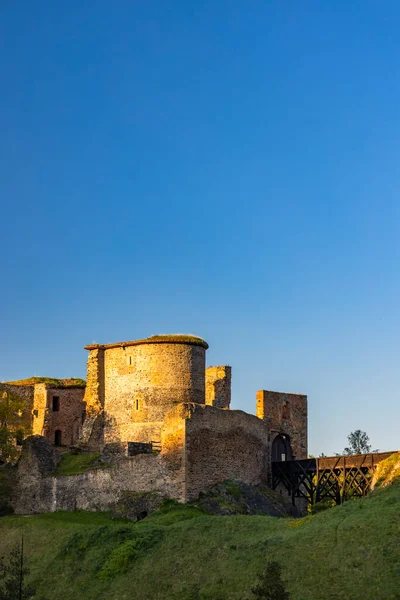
left=1, top=1, right=399, bottom=456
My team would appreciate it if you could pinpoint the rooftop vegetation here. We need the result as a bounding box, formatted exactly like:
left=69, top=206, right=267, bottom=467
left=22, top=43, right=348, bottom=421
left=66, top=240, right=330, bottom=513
left=5, top=377, right=86, bottom=388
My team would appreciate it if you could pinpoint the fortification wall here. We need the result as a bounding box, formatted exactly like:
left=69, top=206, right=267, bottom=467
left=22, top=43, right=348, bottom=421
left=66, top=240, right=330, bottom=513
left=184, top=404, right=270, bottom=501
left=256, top=390, right=307, bottom=460
left=205, top=366, right=231, bottom=409
left=43, top=387, right=86, bottom=446
left=13, top=455, right=186, bottom=514
left=13, top=433, right=186, bottom=514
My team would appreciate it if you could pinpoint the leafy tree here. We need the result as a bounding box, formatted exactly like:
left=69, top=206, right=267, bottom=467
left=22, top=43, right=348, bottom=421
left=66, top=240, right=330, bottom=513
left=0, top=538, right=35, bottom=600
left=0, top=389, right=31, bottom=462
left=0, top=427, right=18, bottom=463
left=251, top=561, right=290, bottom=600
left=342, top=430, right=371, bottom=455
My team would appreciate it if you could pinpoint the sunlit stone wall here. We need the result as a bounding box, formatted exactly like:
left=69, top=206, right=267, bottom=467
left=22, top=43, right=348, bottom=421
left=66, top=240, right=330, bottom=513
left=256, top=390, right=308, bottom=461
left=205, top=366, right=231, bottom=409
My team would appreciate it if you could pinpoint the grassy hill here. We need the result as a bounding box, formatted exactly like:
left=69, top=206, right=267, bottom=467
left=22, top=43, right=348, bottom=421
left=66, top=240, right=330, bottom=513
left=0, top=467, right=399, bottom=599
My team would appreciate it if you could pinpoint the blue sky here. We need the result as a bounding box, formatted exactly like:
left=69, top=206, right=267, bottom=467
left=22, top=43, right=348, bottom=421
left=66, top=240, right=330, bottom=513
left=1, top=1, right=399, bottom=456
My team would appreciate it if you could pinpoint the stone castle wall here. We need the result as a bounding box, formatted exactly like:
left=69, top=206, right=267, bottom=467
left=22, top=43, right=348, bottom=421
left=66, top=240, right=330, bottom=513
left=256, top=390, right=308, bottom=460
left=205, top=366, right=231, bottom=409
left=0, top=382, right=85, bottom=448
left=13, top=436, right=186, bottom=514
left=13, top=402, right=272, bottom=513
left=184, top=404, right=270, bottom=500
left=39, top=387, right=86, bottom=446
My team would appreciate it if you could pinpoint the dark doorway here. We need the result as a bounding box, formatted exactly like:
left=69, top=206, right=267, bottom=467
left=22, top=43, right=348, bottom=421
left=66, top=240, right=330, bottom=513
left=52, top=396, right=60, bottom=412
left=54, top=430, right=62, bottom=446
left=272, top=434, right=292, bottom=462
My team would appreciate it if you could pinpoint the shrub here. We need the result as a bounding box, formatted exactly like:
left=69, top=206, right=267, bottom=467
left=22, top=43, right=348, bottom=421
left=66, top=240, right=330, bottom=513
left=0, top=539, right=35, bottom=600
left=251, top=561, right=290, bottom=600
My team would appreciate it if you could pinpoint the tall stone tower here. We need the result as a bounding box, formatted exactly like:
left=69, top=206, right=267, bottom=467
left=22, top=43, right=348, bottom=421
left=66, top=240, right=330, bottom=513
left=82, top=334, right=208, bottom=448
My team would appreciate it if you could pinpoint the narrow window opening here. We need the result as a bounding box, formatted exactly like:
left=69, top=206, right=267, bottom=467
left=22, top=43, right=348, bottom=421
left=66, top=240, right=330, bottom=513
left=127, top=356, right=133, bottom=366
left=136, top=398, right=139, bottom=411
left=54, top=429, right=62, bottom=446
left=282, top=401, right=290, bottom=420
left=52, top=396, right=60, bottom=412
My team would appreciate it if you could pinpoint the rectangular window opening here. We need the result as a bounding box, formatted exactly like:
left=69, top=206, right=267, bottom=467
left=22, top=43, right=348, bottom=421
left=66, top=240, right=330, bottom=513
left=52, top=396, right=60, bottom=412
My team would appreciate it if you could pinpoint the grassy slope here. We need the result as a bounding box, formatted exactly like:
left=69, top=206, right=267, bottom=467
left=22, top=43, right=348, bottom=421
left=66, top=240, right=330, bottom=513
left=0, top=480, right=399, bottom=600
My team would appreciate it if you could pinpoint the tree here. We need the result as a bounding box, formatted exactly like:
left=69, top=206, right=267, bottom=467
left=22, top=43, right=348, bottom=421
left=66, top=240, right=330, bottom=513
left=251, top=561, right=290, bottom=600
left=343, top=430, right=371, bottom=455
left=0, top=538, right=35, bottom=600
left=0, top=389, right=31, bottom=463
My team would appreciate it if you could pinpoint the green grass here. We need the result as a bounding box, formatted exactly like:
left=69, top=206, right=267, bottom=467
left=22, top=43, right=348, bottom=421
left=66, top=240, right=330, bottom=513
left=0, top=480, right=399, bottom=600
left=55, top=451, right=100, bottom=476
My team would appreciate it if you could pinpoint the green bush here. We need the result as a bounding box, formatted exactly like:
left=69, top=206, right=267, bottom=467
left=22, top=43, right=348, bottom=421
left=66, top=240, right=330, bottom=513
left=251, top=561, right=290, bottom=600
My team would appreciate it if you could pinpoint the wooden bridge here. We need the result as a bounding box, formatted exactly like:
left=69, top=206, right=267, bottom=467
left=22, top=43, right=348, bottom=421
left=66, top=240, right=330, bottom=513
left=271, top=451, right=395, bottom=506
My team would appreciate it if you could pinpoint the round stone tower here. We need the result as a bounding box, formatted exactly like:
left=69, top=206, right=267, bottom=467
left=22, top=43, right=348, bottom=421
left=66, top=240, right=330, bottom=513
left=124, top=334, right=208, bottom=423
left=84, top=334, right=208, bottom=445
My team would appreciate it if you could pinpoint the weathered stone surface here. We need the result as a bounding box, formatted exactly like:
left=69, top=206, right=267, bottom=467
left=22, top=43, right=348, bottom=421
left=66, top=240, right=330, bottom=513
left=32, top=384, right=85, bottom=446
left=12, top=452, right=185, bottom=514
left=256, top=390, right=308, bottom=461
left=110, top=490, right=165, bottom=521
left=184, top=404, right=270, bottom=500
left=205, top=366, right=231, bottom=409
left=195, top=480, right=300, bottom=517
left=0, top=381, right=85, bottom=448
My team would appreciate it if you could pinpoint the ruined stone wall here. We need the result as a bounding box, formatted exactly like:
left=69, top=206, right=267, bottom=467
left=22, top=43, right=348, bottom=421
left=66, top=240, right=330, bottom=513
left=82, top=348, right=105, bottom=414
left=44, top=387, right=86, bottom=446
left=205, top=366, right=231, bottom=409
left=102, top=342, right=206, bottom=445
left=81, top=348, right=105, bottom=448
left=184, top=404, right=270, bottom=501
left=32, top=385, right=85, bottom=446
left=13, top=403, right=273, bottom=512
left=13, top=431, right=186, bottom=514
left=256, top=390, right=307, bottom=460
left=13, top=455, right=186, bottom=514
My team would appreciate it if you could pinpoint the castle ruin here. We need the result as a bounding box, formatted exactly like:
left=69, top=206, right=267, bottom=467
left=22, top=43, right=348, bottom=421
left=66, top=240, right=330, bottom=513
left=6, top=334, right=308, bottom=514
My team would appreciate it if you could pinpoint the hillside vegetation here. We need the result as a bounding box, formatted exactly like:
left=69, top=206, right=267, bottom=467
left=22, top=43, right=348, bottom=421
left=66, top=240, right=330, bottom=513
left=0, top=455, right=399, bottom=600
